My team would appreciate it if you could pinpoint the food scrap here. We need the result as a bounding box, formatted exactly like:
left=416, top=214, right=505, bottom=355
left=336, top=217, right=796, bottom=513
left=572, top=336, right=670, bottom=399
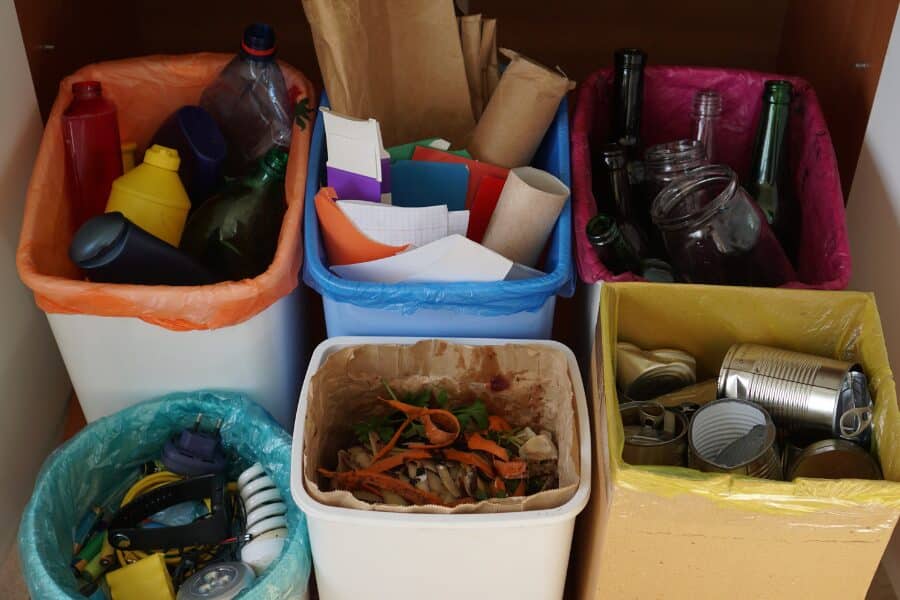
left=319, top=383, right=559, bottom=506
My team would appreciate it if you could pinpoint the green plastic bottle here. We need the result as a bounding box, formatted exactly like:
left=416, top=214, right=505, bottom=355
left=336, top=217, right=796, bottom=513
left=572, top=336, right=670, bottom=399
left=180, top=147, right=288, bottom=280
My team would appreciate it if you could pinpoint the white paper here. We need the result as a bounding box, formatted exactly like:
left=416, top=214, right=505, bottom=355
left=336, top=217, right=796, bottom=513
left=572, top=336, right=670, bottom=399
left=321, top=107, right=383, bottom=181
left=332, top=234, right=513, bottom=283
left=336, top=201, right=471, bottom=248
left=429, top=139, right=452, bottom=151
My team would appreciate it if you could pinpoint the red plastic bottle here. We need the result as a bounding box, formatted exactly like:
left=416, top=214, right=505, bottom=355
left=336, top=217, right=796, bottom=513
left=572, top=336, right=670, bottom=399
left=62, top=81, right=123, bottom=230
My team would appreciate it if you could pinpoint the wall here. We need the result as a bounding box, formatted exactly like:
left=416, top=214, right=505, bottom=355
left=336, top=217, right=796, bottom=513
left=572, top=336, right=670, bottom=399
left=0, top=0, right=71, bottom=559
left=847, top=4, right=900, bottom=593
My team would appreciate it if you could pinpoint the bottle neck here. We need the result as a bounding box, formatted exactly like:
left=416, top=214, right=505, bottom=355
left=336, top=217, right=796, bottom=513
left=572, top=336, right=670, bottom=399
left=612, top=66, right=645, bottom=149
left=749, top=99, right=790, bottom=186
left=246, top=161, right=285, bottom=188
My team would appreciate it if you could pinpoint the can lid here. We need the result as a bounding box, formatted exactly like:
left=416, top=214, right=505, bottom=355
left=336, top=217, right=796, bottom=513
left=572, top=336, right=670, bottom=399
left=787, top=439, right=882, bottom=480
left=143, top=144, right=181, bottom=171
left=836, top=369, right=873, bottom=445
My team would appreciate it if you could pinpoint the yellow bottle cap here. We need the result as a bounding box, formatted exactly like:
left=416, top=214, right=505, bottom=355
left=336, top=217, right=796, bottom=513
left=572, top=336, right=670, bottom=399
left=143, top=144, right=181, bottom=171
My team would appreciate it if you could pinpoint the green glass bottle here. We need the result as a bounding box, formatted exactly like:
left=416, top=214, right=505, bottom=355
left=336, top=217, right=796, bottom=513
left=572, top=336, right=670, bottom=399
left=747, top=80, right=794, bottom=252
left=180, top=147, right=288, bottom=281
left=586, top=214, right=641, bottom=275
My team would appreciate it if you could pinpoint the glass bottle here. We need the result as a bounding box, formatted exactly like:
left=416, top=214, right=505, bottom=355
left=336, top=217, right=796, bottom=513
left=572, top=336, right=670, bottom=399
left=747, top=80, right=795, bottom=254
left=62, top=81, right=123, bottom=231
left=610, top=48, right=647, bottom=180
left=650, top=165, right=795, bottom=286
left=586, top=214, right=641, bottom=275
left=200, top=23, right=293, bottom=175
left=592, top=143, right=652, bottom=258
left=691, top=89, right=723, bottom=163
left=180, top=147, right=288, bottom=280
left=644, top=139, right=709, bottom=205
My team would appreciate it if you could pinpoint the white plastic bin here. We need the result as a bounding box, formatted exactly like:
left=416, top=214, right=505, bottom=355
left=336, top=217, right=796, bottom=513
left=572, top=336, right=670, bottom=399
left=291, top=336, right=591, bottom=600
left=47, top=287, right=306, bottom=429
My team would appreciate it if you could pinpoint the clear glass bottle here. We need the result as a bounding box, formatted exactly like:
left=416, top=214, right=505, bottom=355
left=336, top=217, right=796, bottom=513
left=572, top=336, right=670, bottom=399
left=644, top=139, right=709, bottom=205
left=650, top=165, right=795, bottom=286
left=586, top=214, right=641, bottom=275
left=691, top=89, right=723, bottom=163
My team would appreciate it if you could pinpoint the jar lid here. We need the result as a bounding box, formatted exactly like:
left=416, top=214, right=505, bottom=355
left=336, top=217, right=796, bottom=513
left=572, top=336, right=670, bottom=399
left=786, top=439, right=881, bottom=480
left=143, top=144, right=181, bottom=171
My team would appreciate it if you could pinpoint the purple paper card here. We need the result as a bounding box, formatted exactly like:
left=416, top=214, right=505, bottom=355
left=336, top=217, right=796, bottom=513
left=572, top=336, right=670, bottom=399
left=326, top=165, right=382, bottom=202
left=380, top=157, right=392, bottom=194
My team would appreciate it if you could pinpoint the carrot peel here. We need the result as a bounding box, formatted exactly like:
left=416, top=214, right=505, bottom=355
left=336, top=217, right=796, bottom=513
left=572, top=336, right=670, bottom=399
left=493, top=459, right=528, bottom=479
left=466, top=432, right=509, bottom=461
left=442, top=448, right=495, bottom=477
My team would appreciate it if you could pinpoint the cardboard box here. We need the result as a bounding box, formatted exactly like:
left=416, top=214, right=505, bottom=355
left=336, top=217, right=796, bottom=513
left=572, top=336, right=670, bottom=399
left=573, top=283, right=900, bottom=600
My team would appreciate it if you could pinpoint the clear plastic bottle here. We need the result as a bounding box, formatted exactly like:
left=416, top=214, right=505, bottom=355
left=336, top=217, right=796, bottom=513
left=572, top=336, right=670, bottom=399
left=200, top=23, right=292, bottom=175
left=691, top=89, right=723, bottom=163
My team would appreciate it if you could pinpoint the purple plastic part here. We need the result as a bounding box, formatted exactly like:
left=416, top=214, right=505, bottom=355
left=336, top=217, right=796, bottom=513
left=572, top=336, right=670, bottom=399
left=162, top=429, right=227, bottom=476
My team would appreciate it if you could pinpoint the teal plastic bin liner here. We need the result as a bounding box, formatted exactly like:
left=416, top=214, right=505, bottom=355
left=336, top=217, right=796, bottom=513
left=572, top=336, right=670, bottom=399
left=18, top=391, right=310, bottom=599
left=304, top=92, right=575, bottom=316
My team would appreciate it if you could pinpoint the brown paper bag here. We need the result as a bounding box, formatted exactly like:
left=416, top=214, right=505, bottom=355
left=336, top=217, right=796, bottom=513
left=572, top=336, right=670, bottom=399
left=469, top=49, right=575, bottom=168
left=303, top=340, right=581, bottom=514
left=479, top=18, right=499, bottom=104
left=459, top=14, right=484, bottom=120
left=302, top=0, right=475, bottom=147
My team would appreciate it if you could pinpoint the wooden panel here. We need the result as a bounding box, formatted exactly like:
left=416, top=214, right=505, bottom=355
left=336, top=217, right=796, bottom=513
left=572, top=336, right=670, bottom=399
left=778, top=0, right=898, bottom=197
left=468, top=0, right=790, bottom=81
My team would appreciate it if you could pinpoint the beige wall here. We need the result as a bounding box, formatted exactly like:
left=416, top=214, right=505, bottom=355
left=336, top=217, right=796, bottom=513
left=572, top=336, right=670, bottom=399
left=847, top=5, right=900, bottom=593
left=0, top=0, right=71, bottom=558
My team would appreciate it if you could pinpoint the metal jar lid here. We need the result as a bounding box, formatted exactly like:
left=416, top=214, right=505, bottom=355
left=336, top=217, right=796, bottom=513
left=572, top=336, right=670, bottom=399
left=688, top=398, right=782, bottom=480
left=785, top=439, right=882, bottom=481
left=717, top=343, right=873, bottom=444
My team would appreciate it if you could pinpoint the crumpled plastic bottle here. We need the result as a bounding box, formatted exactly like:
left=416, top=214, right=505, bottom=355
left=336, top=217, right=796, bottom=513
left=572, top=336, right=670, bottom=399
left=200, top=23, right=292, bottom=175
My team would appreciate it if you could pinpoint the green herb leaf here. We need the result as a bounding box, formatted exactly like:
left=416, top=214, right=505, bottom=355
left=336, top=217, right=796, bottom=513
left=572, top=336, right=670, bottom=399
left=409, top=388, right=431, bottom=408
left=474, top=489, right=488, bottom=501
left=435, top=389, right=449, bottom=409
left=381, top=379, right=400, bottom=402
left=453, top=399, right=489, bottom=432
left=352, top=415, right=394, bottom=445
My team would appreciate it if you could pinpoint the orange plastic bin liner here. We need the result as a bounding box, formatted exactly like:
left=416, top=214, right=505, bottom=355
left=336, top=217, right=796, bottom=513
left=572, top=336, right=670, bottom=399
left=17, top=53, right=316, bottom=331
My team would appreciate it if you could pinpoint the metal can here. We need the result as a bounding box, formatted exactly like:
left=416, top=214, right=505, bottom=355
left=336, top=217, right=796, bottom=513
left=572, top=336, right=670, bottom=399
left=620, top=401, right=688, bottom=467
left=688, top=398, right=782, bottom=479
left=717, top=343, right=873, bottom=444
left=783, top=439, right=882, bottom=481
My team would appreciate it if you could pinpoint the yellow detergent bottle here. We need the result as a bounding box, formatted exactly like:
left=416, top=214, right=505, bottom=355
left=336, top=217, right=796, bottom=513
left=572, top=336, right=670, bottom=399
left=105, top=144, right=190, bottom=245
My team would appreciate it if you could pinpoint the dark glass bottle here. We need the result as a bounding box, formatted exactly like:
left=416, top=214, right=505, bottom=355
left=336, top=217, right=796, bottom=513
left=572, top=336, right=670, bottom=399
left=611, top=48, right=647, bottom=157
left=747, top=80, right=795, bottom=255
left=593, top=143, right=651, bottom=258
left=180, top=147, right=288, bottom=280
left=586, top=214, right=641, bottom=275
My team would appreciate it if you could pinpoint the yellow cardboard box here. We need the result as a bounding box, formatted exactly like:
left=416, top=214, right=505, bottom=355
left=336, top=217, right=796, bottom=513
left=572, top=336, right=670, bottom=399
left=573, top=283, right=900, bottom=600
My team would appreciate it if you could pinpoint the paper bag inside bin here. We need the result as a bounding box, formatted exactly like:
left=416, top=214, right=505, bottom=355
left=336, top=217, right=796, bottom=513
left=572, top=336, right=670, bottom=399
left=303, top=340, right=580, bottom=514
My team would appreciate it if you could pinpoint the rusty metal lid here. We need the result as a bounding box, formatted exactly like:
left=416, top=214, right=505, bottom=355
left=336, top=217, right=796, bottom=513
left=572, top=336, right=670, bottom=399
left=786, top=439, right=882, bottom=480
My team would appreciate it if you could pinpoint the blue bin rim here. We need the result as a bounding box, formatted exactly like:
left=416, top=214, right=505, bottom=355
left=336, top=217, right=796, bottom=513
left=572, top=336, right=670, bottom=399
left=303, top=92, right=575, bottom=313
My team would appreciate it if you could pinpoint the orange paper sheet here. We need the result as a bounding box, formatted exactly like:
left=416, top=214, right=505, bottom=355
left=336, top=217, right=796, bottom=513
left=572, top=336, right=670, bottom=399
left=314, top=188, right=408, bottom=266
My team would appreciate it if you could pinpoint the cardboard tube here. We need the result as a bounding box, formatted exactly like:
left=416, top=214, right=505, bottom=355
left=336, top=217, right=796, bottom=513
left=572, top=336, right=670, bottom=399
left=459, top=14, right=484, bottom=119
left=468, top=49, right=575, bottom=168
left=481, top=166, right=569, bottom=266
left=479, top=19, right=499, bottom=104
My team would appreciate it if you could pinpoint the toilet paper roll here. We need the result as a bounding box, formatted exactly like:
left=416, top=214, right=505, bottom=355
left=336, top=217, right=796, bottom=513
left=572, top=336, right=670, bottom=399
left=481, top=166, right=570, bottom=267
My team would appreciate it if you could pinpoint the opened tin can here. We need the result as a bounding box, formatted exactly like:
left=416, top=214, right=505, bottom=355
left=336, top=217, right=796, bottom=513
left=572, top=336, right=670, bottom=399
left=688, top=398, right=782, bottom=479
left=717, top=343, right=873, bottom=444
left=620, top=401, right=688, bottom=466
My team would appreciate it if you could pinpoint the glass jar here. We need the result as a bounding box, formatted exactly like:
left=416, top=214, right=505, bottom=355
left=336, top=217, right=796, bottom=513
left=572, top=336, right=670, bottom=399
left=650, top=165, right=796, bottom=286
left=644, top=139, right=709, bottom=204
left=691, top=89, right=723, bottom=163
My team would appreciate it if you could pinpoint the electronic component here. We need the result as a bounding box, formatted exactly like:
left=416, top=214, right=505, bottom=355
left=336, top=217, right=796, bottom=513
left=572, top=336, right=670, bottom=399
left=162, top=415, right=228, bottom=476
left=176, top=562, right=255, bottom=600
left=236, top=463, right=288, bottom=575
left=240, top=529, right=287, bottom=575
left=106, top=553, right=176, bottom=600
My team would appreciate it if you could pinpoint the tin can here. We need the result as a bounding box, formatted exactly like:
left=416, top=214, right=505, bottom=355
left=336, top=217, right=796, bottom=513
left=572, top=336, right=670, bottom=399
left=620, top=401, right=688, bottom=466
left=783, top=439, right=882, bottom=480
left=688, top=398, right=782, bottom=479
left=717, top=343, right=873, bottom=444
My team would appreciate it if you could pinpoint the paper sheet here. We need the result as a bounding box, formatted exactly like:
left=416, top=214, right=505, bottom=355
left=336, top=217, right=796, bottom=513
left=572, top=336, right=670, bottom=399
left=314, top=188, right=408, bottom=266
left=331, top=234, right=513, bottom=283
left=336, top=200, right=470, bottom=247
left=320, top=107, right=383, bottom=181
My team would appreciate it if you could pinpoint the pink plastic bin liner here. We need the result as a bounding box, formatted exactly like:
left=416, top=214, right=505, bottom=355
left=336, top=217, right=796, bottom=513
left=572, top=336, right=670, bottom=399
left=571, top=66, right=850, bottom=289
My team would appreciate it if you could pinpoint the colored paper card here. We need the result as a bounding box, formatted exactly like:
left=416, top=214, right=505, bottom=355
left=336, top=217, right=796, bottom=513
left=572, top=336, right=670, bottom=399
left=412, top=146, right=508, bottom=209
left=314, top=187, right=407, bottom=266
left=390, top=160, right=468, bottom=211
left=388, top=138, right=452, bottom=162
left=327, top=165, right=382, bottom=203
left=467, top=174, right=505, bottom=243
left=320, top=107, right=383, bottom=181
left=448, top=211, right=470, bottom=237
left=336, top=200, right=470, bottom=247
left=332, top=234, right=513, bottom=283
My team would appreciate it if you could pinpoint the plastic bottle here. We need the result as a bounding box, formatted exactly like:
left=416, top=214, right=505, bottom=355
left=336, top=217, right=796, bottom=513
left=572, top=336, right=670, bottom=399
left=105, top=145, right=191, bottom=246
left=180, top=147, right=288, bottom=281
left=62, top=81, right=123, bottom=230
left=200, top=23, right=292, bottom=175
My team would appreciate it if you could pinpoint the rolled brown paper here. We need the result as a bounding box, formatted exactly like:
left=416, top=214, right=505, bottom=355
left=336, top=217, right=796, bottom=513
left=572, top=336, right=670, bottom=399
left=479, top=18, right=499, bottom=105
left=459, top=14, right=484, bottom=119
left=468, top=48, right=575, bottom=168
left=481, top=166, right=569, bottom=267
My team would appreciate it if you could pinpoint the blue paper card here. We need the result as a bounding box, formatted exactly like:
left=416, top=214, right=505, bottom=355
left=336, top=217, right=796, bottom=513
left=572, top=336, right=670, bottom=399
left=390, top=160, right=469, bottom=211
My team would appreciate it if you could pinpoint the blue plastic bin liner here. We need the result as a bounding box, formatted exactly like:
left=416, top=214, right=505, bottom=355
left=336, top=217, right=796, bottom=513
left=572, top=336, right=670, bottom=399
left=303, top=92, right=574, bottom=317
left=18, top=392, right=310, bottom=600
